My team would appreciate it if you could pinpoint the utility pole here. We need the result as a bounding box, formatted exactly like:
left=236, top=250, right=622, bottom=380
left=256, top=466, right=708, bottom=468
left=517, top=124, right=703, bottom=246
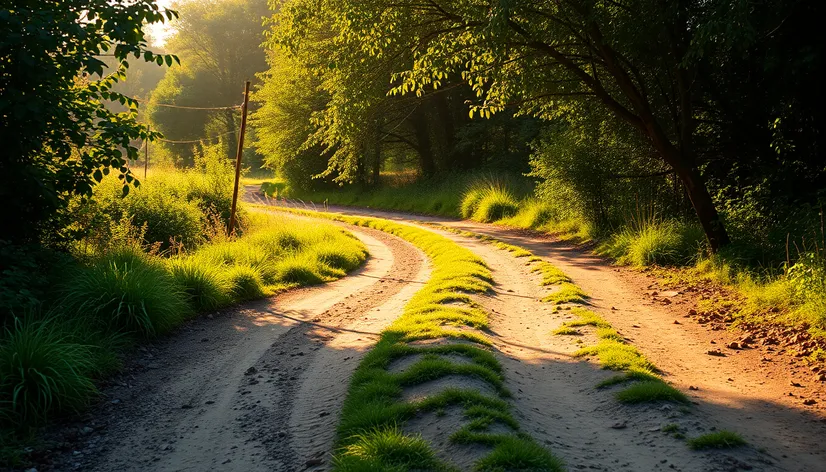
left=144, top=125, right=149, bottom=179
left=228, top=81, right=251, bottom=236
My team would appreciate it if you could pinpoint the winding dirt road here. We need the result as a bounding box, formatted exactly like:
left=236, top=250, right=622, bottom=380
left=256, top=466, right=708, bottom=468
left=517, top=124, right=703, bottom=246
left=40, top=192, right=826, bottom=472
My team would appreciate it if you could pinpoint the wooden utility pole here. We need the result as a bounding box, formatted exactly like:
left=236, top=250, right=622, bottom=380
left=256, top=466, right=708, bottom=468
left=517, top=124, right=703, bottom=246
left=228, top=81, right=251, bottom=235
left=144, top=125, right=149, bottom=179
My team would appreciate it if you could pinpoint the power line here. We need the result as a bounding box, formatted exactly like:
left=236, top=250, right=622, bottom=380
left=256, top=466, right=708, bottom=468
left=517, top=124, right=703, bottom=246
left=128, top=96, right=243, bottom=111
left=156, top=129, right=239, bottom=144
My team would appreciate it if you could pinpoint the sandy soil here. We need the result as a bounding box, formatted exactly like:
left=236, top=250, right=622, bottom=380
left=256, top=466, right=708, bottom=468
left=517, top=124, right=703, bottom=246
left=38, top=221, right=428, bottom=472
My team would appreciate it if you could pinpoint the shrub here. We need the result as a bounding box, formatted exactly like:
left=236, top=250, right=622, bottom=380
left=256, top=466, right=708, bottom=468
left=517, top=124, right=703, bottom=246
left=126, top=184, right=206, bottom=250
left=167, top=258, right=232, bottom=311
left=0, top=316, right=97, bottom=426
left=62, top=247, right=191, bottom=336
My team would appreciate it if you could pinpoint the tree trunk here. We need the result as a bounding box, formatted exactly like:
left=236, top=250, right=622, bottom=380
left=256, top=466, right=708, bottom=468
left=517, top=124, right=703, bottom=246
left=433, top=93, right=457, bottom=168
left=673, top=164, right=730, bottom=252
left=411, top=106, right=436, bottom=177
left=372, top=138, right=382, bottom=185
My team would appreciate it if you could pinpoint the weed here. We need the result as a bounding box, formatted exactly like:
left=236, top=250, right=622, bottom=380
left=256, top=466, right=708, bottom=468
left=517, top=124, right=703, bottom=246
left=687, top=430, right=746, bottom=450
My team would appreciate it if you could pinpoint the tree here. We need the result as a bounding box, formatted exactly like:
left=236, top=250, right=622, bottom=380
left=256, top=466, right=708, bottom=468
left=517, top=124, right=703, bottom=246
left=0, top=0, right=176, bottom=243
left=147, top=0, right=269, bottom=165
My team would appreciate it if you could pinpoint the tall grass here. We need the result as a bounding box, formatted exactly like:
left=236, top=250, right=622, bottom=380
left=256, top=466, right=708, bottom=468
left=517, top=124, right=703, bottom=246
left=0, top=211, right=367, bottom=437
left=0, top=316, right=98, bottom=426
left=62, top=246, right=192, bottom=337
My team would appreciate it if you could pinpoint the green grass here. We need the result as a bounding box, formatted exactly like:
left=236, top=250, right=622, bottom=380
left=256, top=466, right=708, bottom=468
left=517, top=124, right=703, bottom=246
left=167, top=257, right=233, bottom=311
left=597, top=220, right=705, bottom=267
left=265, top=207, right=561, bottom=471
left=62, top=246, right=192, bottom=337
left=441, top=224, right=689, bottom=410
left=533, top=262, right=570, bottom=286
left=0, top=212, right=367, bottom=441
left=614, top=380, right=688, bottom=404
left=0, top=316, right=98, bottom=426
left=687, top=431, right=747, bottom=450
left=463, top=186, right=519, bottom=223
left=335, top=427, right=451, bottom=471
left=264, top=172, right=823, bottom=348
left=551, top=326, right=581, bottom=336
left=541, top=283, right=587, bottom=304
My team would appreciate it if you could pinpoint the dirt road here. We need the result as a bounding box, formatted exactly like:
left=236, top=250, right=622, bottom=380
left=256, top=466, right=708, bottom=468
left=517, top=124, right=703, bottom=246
left=41, top=193, right=826, bottom=472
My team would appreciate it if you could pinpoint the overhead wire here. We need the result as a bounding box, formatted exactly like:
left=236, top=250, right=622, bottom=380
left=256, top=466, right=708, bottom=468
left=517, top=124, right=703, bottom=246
left=128, top=96, right=243, bottom=110
left=156, top=129, right=240, bottom=144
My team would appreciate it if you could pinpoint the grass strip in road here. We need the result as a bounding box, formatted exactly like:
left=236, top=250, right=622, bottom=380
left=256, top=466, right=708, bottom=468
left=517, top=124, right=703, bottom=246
left=687, top=431, right=747, bottom=450
left=429, top=223, right=687, bottom=406
left=262, top=207, right=562, bottom=471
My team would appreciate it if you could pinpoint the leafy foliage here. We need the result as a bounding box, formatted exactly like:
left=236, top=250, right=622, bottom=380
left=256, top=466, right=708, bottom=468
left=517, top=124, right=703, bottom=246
left=0, top=0, right=177, bottom=243
left=147, top=0, right=269, bottom=166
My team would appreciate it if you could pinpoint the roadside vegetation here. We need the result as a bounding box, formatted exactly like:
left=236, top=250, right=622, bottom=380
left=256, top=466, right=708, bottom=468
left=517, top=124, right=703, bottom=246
left=270, top=207, right=562, bottom=471
left=0, top=150, right=366, bottom=464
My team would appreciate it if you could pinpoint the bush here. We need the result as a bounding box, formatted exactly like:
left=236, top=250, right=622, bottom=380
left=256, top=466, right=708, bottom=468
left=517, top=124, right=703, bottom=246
left=0, top=316, right=97, bottom=426
left=62, top=247, right=191, bottom=336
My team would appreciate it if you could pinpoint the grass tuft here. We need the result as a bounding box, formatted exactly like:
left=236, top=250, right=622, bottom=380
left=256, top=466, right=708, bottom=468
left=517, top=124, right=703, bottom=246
left=474, top=435, right=564, bottom=471
left=0, top=316, right=98, bottom=426
left=541, top=283, right=587, bottom=304
left=335, top=427, right=448, bottom=471
left=687, top=430, right=747, bottom=450
left=62, top=246, right=191, bottom=336
left=167, top=257, right=232, bottom=311
left=615, top=380, right=688, bottom=404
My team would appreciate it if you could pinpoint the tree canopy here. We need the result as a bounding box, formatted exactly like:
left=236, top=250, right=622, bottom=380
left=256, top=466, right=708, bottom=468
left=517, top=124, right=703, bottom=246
left=0, top=0, right=177, bottom=243
left=255, top=0, right=823, bottom=251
